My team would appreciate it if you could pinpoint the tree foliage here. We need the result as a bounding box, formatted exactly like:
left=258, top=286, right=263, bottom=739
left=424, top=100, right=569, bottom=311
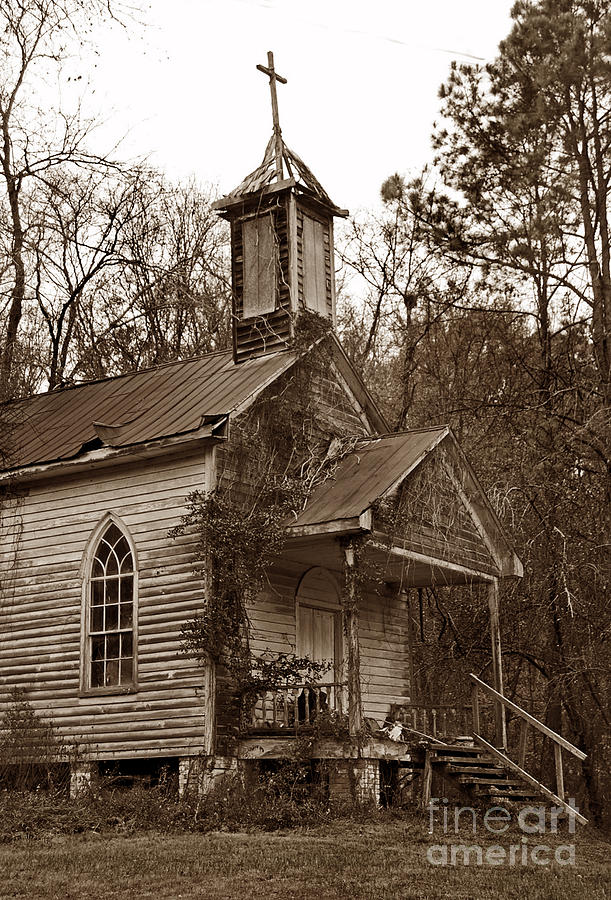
left=338, top=0, right=610, bottom=824
left=0, top=2, right=232, bottom=399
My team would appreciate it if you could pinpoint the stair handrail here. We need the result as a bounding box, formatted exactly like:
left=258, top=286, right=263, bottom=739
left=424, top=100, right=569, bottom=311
left=469, top=673, right=586, bottom=760
left=473, top=734, right=588, bottom=826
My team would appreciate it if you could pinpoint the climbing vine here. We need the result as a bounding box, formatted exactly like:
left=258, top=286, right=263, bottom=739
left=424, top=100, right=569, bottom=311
left=173, top=318, right=364, bottom=702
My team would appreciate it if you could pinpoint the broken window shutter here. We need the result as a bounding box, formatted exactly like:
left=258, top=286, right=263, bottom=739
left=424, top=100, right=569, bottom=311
left=242, top=214, right=278, bottom=317
left=303, top=214, right=328, bottom=316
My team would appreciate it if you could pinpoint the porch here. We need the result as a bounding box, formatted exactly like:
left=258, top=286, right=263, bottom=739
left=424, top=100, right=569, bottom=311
left=237, top=674, right=587, bottom=822
left=222, top=429, right=585, bottom=816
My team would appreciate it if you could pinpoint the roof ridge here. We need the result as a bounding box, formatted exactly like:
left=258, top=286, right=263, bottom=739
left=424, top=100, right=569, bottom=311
left=7, top=348, right=236, bottom=404
left=358, top=425, right=450, bottom=441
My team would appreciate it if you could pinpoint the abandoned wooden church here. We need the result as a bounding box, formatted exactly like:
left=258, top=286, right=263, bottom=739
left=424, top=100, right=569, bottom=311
left=0, top=57, right=586, bottom=815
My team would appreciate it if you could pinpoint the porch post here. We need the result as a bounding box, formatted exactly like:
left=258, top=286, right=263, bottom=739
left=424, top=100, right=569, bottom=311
left=488, top=578, right=507, bottom=749
left=341, top=539, right=364, bottom=735
left=204, top=656, right=216, bottom=756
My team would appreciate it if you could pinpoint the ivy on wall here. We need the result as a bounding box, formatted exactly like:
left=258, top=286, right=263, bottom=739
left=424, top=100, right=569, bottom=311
left=172, top=312, right=362, bottom=696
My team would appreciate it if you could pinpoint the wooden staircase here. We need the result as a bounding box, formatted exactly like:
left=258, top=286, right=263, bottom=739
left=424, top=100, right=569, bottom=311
left=428, top=742, right=538, bottom=803
left=394, top=674, right=588, bottom=824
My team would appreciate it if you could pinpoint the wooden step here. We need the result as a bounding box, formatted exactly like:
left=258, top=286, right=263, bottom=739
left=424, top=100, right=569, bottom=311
left=446, top=765, right=506, bottom=776
left=429, top=743, right=481, bottom=754
left=461, top=777, right=526, bottom=787
left=486, top=791, right=538, bottom=801
left=479, top=783, right=538, bottom=794
left=433, top=755, right=495, bottom=766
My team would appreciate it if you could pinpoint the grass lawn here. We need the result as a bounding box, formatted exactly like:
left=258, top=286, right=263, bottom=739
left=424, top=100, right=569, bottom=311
left=0, top=819, right=608, bottom=900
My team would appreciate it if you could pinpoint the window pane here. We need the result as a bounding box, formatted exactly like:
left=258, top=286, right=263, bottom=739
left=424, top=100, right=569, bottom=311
left=91, top=606, right=104, bottom=632
left=91, top=636, right=105, bottom=661
left=105, top=658, right=119, bottom=686
left=120, top=549, right=133, bottom=574
left=114, top=535, right=129, bottom=560
left=106, top=578, right=119, bottom=605
left=88, top=523, right=136, bottom=690
left=96, top=539, right=111, bottom=566
left=121, top=657, right=133, bottom=684
left=91, top=580, right=104, bottom=607
left=120, top=577, right=133, bottom=605
left=104, top=524, right=123, bottom=546
left=91, top=660, right=104, bottom=687
left=121, top=633, right=133, bottom=658
left=105, top=604, right=119, bottom=631
left=107, top=634, right=120, bottom=659
left=106, top=550, right=119, bottom=577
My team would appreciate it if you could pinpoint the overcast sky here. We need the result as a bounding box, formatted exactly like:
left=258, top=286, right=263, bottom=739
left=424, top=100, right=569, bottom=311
left=82, top=0, right=516, bottom=212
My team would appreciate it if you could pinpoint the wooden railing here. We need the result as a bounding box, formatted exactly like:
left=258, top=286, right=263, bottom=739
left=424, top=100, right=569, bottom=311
left=389, top=702, right=474, bottom=742
left=248, top=682, right=346, bottom=731
left=469, top=673, right=588, bottom=824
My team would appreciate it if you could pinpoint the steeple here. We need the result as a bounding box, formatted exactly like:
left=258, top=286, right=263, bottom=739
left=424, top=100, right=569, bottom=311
left=214, top=52, right=348, bottom=363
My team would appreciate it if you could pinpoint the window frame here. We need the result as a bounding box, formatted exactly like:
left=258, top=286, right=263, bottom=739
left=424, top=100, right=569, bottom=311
left=79, top=515, right=139, bottom=697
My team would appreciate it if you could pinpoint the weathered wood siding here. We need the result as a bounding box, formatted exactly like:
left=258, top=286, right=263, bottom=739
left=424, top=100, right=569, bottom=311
left=217, top=353, right=372, bottom=503
left=378, top=451, right=498, bottom=577
left=358, top=588, right=411, bottom=723
left=0, top=447, right=212, bottom=760
left=213, top=352, right=392, bottom=744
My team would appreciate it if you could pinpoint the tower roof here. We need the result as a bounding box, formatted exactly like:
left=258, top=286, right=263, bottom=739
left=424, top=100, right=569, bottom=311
left=213, top=134, right=348, bottom=217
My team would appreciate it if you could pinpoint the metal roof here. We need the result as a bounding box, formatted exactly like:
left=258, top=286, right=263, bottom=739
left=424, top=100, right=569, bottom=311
left=4, top=349, right=296, bottom=471
left=289, top=427, right=450, bottom=528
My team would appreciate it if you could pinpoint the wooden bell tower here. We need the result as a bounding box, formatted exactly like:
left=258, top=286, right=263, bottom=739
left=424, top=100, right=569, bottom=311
left=214, top=52, right=348, bottom=363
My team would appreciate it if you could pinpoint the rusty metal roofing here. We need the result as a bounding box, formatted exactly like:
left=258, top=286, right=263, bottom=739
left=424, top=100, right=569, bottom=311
left=289, top=427, right=450, bottom=528
left=4, top=348, right=296, bottom=471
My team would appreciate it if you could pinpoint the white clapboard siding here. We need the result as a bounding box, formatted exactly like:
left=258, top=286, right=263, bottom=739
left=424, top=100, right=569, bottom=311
left=0, top=448, right=212, bottom=760
left=359, top=589, right=411, bottom=723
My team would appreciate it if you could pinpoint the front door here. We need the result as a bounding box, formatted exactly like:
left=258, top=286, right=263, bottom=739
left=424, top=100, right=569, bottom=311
left=297, top=604, right=337, bottom=682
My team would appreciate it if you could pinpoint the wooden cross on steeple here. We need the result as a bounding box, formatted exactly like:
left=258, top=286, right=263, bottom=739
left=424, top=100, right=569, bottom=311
left=256, top=51, right=287, bottom=181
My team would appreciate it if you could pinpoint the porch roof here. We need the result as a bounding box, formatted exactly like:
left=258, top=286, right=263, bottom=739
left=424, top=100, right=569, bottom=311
left=291, top=427, right=448, bottom=528
left=286, top=427, right=522, bottom=580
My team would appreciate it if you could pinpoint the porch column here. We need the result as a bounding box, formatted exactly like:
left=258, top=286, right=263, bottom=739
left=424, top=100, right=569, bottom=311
left=488, top=578, right=507, bottom=749
left=341, top=539, right=363, bottom=735
left=204, top=655, right=216, bottom=756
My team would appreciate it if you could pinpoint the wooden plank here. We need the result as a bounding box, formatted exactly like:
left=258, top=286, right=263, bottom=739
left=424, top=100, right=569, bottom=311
left=469, top=674, right=587, bottom=761
left=473, top=735, right=587, bottom=825
left=369, top=539, right=497, bottom=583
left=488, top=579, right=507, bottom=749
left=242, top=215, right=277, bottom=318
left=342, top=541, right=363, bottom=735
left=471, top=681, right=480, bottom=735
left=303, top=214, right=327, bottom=315
left=421, top=749, right=433, bottom=809
left=518, top=719, right=529, bottom=768
left=554, top=743, right=565, bottom=801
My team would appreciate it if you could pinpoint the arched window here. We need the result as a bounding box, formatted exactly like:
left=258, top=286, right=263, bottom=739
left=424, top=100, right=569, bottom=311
left=86, top=522, right=136, bottom=690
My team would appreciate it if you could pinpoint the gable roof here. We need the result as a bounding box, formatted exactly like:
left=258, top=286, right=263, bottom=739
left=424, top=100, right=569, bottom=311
left=291, top=427, right=449, bottom=528
left=3, top=349, right=296, bottom=472
left=2, top=335, right=387, bottom=475
left=287, top=427, right=522, bottom=578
